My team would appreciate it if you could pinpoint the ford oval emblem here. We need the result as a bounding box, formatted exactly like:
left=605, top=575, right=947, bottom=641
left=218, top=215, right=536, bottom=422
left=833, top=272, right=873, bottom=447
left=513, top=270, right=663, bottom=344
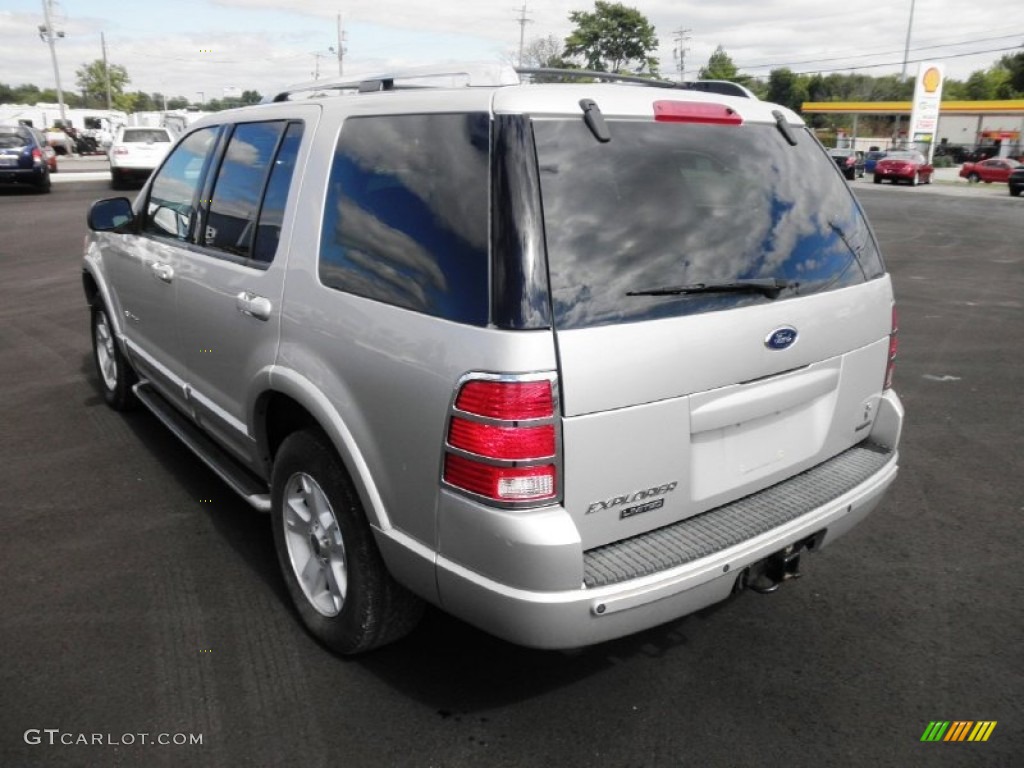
left=765, top=326, right=798, bottom=350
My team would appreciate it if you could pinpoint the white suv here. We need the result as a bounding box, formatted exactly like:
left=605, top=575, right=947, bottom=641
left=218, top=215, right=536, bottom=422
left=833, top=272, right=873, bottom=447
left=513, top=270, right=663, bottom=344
left=107, top=126, right=174, bottom=188
left=82, top=66, right=904, bottom=654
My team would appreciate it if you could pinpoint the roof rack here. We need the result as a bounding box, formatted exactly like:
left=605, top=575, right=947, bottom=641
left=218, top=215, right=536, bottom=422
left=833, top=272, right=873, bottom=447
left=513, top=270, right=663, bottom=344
left=268, top=63, right=520, bottom=102
left=515, top=68, right=756, bottom=99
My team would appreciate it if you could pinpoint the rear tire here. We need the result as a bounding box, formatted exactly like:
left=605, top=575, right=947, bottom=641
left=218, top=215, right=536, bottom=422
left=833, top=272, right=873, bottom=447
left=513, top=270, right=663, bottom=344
left=91, top=303, right=138, bottom=410
left=1011, top=187, right=1022, bottom=197
left=873, top=175, right=882, bottom=184
left=35, top=170, right=51, bottom=193
left=271, top=429, right=423, bottom=655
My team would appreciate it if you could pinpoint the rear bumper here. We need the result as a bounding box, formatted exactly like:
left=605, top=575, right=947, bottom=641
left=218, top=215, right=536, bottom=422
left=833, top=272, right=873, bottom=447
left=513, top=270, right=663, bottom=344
left=435, top=440, right=900, bottom=649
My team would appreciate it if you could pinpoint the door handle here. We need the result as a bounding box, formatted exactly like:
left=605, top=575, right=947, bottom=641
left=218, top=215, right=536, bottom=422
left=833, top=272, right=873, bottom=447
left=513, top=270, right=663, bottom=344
left=149, top=262, right=174, bottom=283
left=235, top=291, right=272, bottom=321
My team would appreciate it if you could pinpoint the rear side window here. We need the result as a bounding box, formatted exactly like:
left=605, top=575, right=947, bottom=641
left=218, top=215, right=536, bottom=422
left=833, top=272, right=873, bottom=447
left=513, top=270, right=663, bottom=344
left=203, top=121, right=287, bottom=259
left=319, top=113, right=490, bottom=325
left=532, top=119, right=886, bottom=329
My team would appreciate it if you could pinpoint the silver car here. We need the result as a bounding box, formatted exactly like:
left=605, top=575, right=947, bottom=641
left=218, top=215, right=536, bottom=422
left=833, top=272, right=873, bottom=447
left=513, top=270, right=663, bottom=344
left=82, top=66, right=904, bottom=654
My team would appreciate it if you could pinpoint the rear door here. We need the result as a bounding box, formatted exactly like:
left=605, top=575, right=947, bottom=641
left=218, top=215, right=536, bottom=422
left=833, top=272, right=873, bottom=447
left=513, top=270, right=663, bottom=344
left=529, top=106, right=894, bottom=550
left=175, top=109, right=316, bottom=466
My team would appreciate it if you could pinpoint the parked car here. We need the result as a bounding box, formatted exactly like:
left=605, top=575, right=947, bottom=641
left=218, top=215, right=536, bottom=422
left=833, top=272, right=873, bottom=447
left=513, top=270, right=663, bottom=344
left=107, top=126, right=174, bottom=189
left=959, top=157, right=1021, bottom=184
left=873, top=150, right=933, bottom=185
left=828, top=148, right=865, bottom=180
left=864, top=150, right=887, bottom=174
left=0, top=124, right=53, bottom=192
left=82, top=66, right=904, bottom=654
left=1009, top=166, right=1024, bottom=197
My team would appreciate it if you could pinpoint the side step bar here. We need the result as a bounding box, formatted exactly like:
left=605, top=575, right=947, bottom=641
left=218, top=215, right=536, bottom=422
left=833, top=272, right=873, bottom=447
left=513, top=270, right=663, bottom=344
left=133, top=381, right=272, bottom=512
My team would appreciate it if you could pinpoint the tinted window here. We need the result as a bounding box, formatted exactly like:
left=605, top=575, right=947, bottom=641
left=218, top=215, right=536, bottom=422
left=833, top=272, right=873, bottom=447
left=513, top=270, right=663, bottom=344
left=203, top=122, right=286, bottom=258
left=532, top=119, right=886, bottom=329
left=253, top=122, right=304, bottom=263
left=0, top=128, right=31, bottom=148
left=122, top=129, right=171, bottom=143
left=319, top=113, right=489, bottom=325
left=144, top=127, right=218, bottom=240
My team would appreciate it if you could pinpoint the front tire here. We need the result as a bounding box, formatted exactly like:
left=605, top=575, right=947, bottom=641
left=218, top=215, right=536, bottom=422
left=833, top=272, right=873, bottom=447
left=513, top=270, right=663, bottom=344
left=968, top=172, right=980, bottom=183
left=91, top=304, right=137, bottom=410
left=271, top=430, right=423, bottom=655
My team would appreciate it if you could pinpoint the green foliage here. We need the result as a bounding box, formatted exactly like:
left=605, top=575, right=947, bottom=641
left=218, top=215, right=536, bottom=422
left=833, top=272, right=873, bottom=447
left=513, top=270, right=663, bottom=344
left=564, top=1, right=658, bottom=74
left=699, top=45, right=740, bottom=81
left=766, top=68, right=807, bottom=112
left=75, top=60, right=131, bottom=107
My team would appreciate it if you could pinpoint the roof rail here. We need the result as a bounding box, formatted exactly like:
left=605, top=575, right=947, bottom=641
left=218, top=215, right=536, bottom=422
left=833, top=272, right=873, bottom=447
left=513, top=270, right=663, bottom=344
left=267, top=63, right=520, bottom=102
left=515, top=68, right=756, bottom=99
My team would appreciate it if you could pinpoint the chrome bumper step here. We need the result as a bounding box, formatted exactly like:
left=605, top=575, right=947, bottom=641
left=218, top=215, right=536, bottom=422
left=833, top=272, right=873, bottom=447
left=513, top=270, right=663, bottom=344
left=133, top=381, right=272, bottom=512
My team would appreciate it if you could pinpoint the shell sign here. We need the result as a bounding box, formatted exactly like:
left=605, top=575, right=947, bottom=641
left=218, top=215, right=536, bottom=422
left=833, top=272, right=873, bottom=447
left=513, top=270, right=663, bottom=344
left=909, top=62, right=945, bottom=161
left=922, top=67, right=942, bottom=94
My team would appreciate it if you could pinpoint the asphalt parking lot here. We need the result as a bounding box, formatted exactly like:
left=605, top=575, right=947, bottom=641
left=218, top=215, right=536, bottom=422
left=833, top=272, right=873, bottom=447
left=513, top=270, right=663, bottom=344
left=0, top=178, right=1021, bottom=767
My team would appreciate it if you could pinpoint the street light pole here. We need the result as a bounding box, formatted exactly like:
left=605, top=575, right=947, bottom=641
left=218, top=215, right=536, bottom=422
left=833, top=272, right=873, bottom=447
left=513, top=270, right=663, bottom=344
left=39, top=0, right=66, bottom=123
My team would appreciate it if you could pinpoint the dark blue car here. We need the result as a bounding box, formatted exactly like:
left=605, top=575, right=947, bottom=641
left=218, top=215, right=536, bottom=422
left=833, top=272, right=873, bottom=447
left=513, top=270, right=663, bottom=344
left=864, top=150, right=887, bottom=174
left=0, top=125, right=53, bottom=193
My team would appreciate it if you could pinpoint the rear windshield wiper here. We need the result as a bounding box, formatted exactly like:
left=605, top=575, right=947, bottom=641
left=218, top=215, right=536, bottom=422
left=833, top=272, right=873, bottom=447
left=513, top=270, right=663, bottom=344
left=627, top=278, right=800, bottom=299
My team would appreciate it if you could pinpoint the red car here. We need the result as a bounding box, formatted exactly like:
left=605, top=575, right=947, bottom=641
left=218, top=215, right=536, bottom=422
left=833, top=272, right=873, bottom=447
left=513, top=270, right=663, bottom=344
left=959, top=157, right=1021, bottom=184
left=873, top=150, right=933, bottom=186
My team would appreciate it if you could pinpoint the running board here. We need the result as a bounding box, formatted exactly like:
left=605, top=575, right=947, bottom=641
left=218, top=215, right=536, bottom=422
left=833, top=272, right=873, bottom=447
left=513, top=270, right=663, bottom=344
left=133, top=381, right=272, bottom=512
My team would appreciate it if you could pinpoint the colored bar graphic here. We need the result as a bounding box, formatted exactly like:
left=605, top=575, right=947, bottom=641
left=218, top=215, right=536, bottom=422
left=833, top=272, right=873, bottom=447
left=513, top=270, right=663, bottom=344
left=921, top=721, right=996, bottom=742
left=921, top=721, right=949, bottom=742
left=944, top=721, right=972, bottom=741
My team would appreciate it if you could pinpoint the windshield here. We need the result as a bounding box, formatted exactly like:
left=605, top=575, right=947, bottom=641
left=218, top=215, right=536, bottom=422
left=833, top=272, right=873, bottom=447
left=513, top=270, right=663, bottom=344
left=532, top=119, right=885, bottom=329
left=883, top=151, right=919, bottom=161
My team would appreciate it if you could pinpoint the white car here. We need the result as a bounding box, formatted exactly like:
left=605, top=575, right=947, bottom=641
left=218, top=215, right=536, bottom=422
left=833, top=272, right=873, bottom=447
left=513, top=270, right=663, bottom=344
left=108, top=126, right=173, bottom=188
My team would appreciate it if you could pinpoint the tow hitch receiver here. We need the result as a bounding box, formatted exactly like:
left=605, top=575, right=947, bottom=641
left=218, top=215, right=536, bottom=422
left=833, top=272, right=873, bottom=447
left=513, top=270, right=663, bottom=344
left=742, top=531, right=826, bottom=594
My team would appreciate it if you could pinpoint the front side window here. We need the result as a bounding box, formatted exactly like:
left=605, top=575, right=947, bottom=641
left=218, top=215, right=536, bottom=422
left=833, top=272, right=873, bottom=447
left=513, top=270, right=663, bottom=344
left=143, top=127, right=219, bottom=240
left=319, top=113, right=490, bottom=324
left=532, top=119, right=886, bottom=329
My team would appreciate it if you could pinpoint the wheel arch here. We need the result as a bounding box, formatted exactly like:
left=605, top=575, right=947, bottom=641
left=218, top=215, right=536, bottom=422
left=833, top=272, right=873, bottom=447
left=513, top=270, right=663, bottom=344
left=253, top=371, right=392, bottom=532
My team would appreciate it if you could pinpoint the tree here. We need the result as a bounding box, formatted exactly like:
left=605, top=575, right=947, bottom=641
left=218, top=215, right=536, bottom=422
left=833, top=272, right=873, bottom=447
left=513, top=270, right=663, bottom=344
left=75, top=59, right=130, bottom=108
left=564, top=1, right=658, bottom=74
left=766, top=68, right=807, bottom=112
left=1000, top=51, right=1024, bottom=95
left=519, top=35, right=566, bottom=69
left=699, top=45, right=739, bottom=81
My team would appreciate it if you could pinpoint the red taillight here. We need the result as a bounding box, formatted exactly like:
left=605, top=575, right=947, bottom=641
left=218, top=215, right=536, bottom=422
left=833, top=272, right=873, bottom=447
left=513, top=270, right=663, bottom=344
left=653, top=100, right=742, bottom=125
left=448, top=418, right=554, bottom=459
left=444, top=377, right=558, bottom=503
left=444, top=455, right=556, bottom=501
left=455, top=380, right=553, bottom=420
left=845, top=157, right=855, bottom=167
left=884, top=306, right=898, bottom=390
left=113, top=146, right=129, bottom=155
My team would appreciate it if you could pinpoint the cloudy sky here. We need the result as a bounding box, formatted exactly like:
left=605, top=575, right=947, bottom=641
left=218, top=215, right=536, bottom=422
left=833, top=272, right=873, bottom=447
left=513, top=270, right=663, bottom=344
left=2, top=0, right=1021, bottom=102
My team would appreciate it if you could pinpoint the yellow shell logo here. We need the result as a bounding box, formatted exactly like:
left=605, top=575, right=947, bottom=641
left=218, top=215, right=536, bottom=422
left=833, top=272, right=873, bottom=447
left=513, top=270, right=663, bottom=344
left=922, top=67, right=941, bottom=93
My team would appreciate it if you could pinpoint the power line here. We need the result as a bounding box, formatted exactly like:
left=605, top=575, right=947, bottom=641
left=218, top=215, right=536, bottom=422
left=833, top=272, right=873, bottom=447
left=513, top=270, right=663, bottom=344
left=786, top=45, right=1022, bottom=77
left=735, top=31, right=1024, bottom=71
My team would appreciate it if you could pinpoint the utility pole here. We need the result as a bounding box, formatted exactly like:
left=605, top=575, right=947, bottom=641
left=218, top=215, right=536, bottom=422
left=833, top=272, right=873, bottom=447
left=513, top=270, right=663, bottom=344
left=899, top=0, right=917, bottom=82
left=101, top=31, right=113, bottom=111
left=39, top=0, right=66, bottom=123
left=515, top=4, right=532, bottom=68
left=672, top=27, right=691, bottom=82
left=336, top=12, right=345, bottom=76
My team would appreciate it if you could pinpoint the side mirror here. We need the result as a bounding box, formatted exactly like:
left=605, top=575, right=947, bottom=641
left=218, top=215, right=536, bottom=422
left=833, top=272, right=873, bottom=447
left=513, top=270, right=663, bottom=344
left=88, top=197, right=134, bottom=232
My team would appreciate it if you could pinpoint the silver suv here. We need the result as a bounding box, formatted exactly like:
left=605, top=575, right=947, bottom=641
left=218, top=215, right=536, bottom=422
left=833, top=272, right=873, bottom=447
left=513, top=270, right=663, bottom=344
left=83, top=66, right=904, bottom=654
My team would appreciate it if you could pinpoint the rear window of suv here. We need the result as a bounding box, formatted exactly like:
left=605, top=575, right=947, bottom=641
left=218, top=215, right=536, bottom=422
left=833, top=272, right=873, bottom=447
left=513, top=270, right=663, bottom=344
left=319, top=113, right=490, bottom=325
left=533, top=119, right=885, bottom=329
left=122, top=129, right=171, bottom=143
